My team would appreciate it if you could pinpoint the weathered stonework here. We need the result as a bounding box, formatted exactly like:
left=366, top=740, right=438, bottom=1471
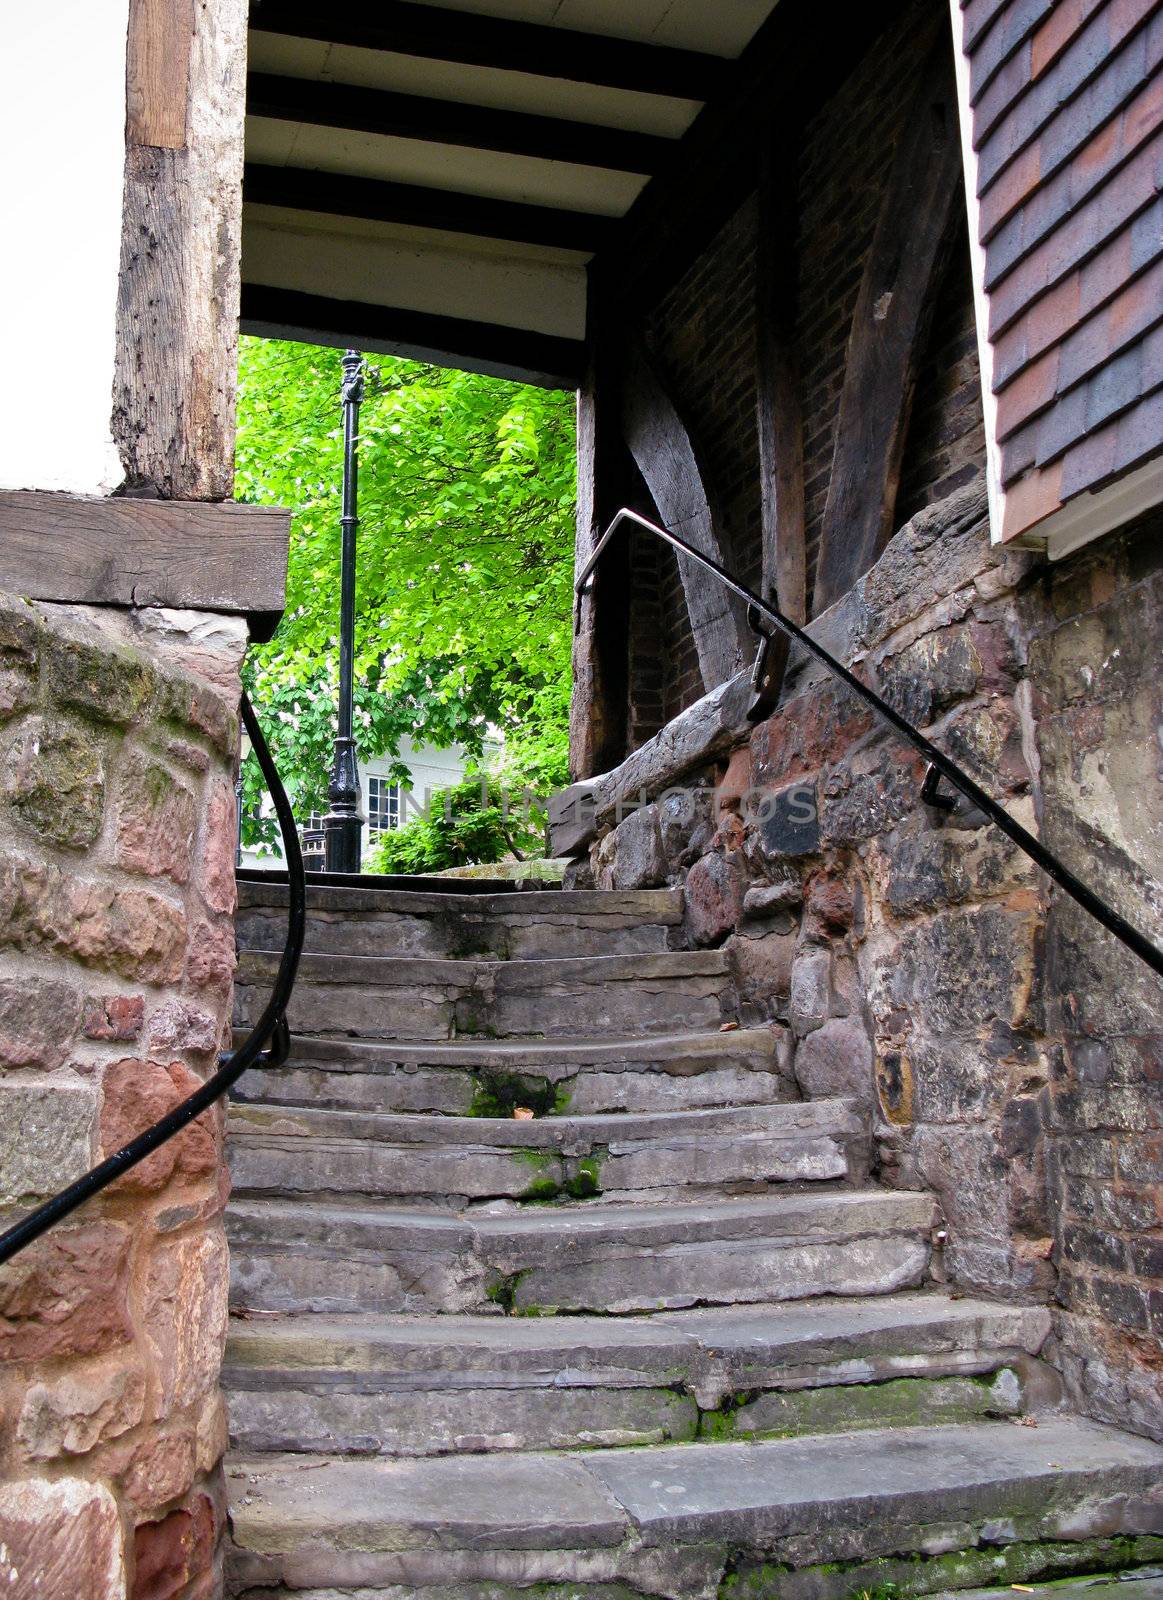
left=572, top=489, right=1163, bottom=1442
left=0, top=592, right=245, bottom=1596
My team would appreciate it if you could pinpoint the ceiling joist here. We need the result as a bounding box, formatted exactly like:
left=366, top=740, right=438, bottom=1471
left=247, top=71, right=675, bottom=174
left=240, top=283, right=585, bottom=388
left=244, top=163, right=614, bottom=252
left=247, top=0, right=726, bottom=100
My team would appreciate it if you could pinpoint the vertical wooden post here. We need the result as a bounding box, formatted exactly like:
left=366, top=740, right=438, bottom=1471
left=757, top=132, right=806, bottom=629
left=569, top=277, right=632, bottom=780
left=114, top=0, right=249, bottom=499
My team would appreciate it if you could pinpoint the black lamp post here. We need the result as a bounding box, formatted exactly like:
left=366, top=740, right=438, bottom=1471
left=323, top=349, right=365, bottom=873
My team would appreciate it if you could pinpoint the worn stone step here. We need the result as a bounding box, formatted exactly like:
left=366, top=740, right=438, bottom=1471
left=227, top=1189, right=936, bottom=1316
left=234, top=950, right=734, bottom=1042
left=231, top=1027, right=792, bottom=1118
left=236, top=881, right=683, bottom=961
left=225, top=1415, right=1163, bottom=1597
left=223, top=1291, right=1053, bottom=1458
left=226, top=1098, right=869, bottom=1206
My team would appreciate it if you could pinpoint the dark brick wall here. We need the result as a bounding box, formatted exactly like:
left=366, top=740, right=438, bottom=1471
left=622, top=0, right=986, bottom=739
left=896, top=214, right=988, bottom=525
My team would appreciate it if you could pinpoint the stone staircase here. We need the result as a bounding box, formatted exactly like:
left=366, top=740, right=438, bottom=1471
left=223, top=878, right=1163, bottom=1599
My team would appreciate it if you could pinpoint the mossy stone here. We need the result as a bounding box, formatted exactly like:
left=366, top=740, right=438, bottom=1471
left=2, top=716, right=105, bottom=849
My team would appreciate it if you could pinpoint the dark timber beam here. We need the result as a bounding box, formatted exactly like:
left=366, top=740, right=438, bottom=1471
left=247, top=1, right=726, bottom=100
left=813, top=42, right=962, bottom=614
left=752, top=130, right=806, bottom=717
left=248, top=73, right=676, bottom=176
left=240, top=284, right=584, bottom=390
left=244, top=164, right=614, bottom=253
left=570, top=282, right=633, bottom=781
left=0, top=493, right=289, bottom=638
left=622, top=342, right=749, bottom=693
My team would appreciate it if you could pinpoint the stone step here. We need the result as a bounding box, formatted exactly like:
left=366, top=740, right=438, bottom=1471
left=225, top=1415, right=1163, bottom=1597
left=227, top=1098, right=869, bottom=1206
left=236, top=880, right=683, bottom=961
left=234, top=950, right=735, bottom=1042
left=223, top=1290, right=1053, bottom=1458
left=227, top=1189, right=936, bottom=1316
left=940, top=1577, right=1163, bottom=1600
left=231, top=1026, right=792, bottom=1118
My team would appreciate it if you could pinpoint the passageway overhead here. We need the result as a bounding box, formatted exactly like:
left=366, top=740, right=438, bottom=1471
left=241, top=0, right=780, bottom=385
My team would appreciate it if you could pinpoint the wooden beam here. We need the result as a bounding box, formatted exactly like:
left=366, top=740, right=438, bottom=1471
left=248, top=0, right=725, bottom=101
left=751, top=128, right=806, bottom=717
left=125, top=0, right=194, bottom=149
left=0, top=493, right=289, bottom=636
left=115, top=0, right=248, bottom=498
left=247, top=72, right=675, bottom=176
left=240, top=284, right=585, bottom=390
left=621, top=342, right=750, bottom=693
left=813, top=41, right=963, bottom=614
left=570, top=282, right=632, bottom=780
left=244, top=164, right=614, bottom=253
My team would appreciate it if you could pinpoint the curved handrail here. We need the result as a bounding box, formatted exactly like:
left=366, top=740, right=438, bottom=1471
left=576, top=507, right=1163, bottom=980
left=0, top=693, right=307, bottom=1266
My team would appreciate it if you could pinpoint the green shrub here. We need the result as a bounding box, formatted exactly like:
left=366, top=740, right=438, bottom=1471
left=366, top=774, right=544, bottom=874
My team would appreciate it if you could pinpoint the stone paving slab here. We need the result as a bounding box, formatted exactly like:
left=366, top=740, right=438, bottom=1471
left=231, top=1027, right=791, bottom=1119
left=235, top=950, right=735, bottom=1042
left=237, top=883, right=683, bottom=962
left=223, top=1293, right=1052, bottom=1457
left=226, top=1418, right=1163, bottom=1595
left=226, top=1098, right=866, bottom=1204
left=227, top=1191, right=936, bottom=1315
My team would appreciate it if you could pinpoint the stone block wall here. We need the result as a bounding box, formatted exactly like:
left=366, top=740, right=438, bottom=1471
left=0, top=591, right=246, bottom=1597
left=578, top=485, right=1163, bottom=1441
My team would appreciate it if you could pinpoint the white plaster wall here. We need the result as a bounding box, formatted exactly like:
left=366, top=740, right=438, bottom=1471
left=0, top=1, right=129, bottom=494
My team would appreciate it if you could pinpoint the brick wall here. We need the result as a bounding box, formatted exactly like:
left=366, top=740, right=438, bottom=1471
left=0, top=592, right=245, bottom=1597
left=622, top=0, right=985, bottom=738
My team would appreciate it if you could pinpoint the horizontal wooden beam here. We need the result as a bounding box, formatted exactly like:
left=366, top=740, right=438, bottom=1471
left=248, top=72, right=675, bottom=175
left=240, top=283, right=585, bottom=389
left=0, top=493, right=290, bottom=639
left=248, top=0, right=724, bottom=100
left=244, top=163, right=615, bottom=253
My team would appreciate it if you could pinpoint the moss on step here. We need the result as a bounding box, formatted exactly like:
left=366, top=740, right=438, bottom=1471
left=720, top=1536, right=1163, bottom=1600
left=565, top=1152, right=605, bottom=1199
left=511, top=1149, right=566, bottom=1202
left=469, top=1071, right=559, bottom=1118
left=484, top=1270, right=528, bottom=1314
left=702, top=1371, right=1022, bottom=1442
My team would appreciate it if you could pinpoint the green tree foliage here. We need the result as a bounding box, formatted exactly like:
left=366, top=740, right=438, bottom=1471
left=234, top=337, right=576, bottom=848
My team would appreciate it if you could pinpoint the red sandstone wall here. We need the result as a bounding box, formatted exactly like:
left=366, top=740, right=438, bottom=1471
left=586, top=490, right=1163, bottom=1441
left=0, top=594, right=244, bottom=1597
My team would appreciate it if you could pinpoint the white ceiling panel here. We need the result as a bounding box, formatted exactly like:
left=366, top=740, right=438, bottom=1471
left=243, top=206, right=587, bottom=338
left=392, top=0, right=780, bottom=55
left=249, top=33, right=702, bottom=138
left=246, top=116, right=647, bottom=214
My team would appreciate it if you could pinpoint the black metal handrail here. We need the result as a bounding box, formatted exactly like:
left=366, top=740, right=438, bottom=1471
left=576, top=507, right=1163, bottom=980
left=0, top=694, right=307, bottom=1266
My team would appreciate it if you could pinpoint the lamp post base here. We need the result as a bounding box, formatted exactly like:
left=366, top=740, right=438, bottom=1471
left=322, top=811, right=363, bottom=874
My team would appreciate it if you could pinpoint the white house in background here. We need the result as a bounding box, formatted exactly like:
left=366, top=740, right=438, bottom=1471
left=240, top=734, right=500, bottom=871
